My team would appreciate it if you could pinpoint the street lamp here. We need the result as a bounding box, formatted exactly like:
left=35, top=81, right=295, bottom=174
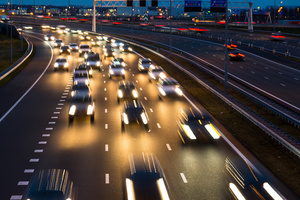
left=10, top=0, right=12, bottom=63
left=273, top=0, right=276, bottom=32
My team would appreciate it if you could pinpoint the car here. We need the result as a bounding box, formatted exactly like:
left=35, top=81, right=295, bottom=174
left=86, top=53, right=102, bottom=71
left=23, top=169, right=75, bottom=200
left=112, top=40, right=124, bottom=48
left=96, top=34, right=104, bottom=40
left=148, top=65, right=166, bottom=82
left=104, top=36, right=115, bottom=43
left=69, top=43, right=79, bottom=51
left=41, top=24, right=50, bottom=29
left=77, top=63, right=93, bottom=77
left=84, top=50, right=96, bottom=60
left=177, top=107, right=221, bottom=144
left=121, top=100, right=149, bottom=132
left=120, top=44, right=133, bottom=52
left=124, top=153, right=171, bottom=200
left=91, top=38, right=102, bottom=46
left=104, top=48, right=116, bottom=59
left=108, top=61, right=126, bottom=79
left=56, top=25, right=67, bottom=34
left=271, top=32, right=285, bottom=41
left=157, top=77, right=183, bottom=99
left=79, top=44, right=91, bottom=57
left=117, top=81, right=138, bottom=103
left=59, top=45, right=71, bottom=55
left=113, top=57, right=126, bottom=67
left=102, top=44, right=113, bottom=51
left=228, top=51, right=245, bottom=61
left=54, top=58, right=69, bottom=71
left=77, top=29, right=83, bottom=34
left=138, top=58, right=153, bottom=72
left=73, top=70, right=90, bottom=85
left=224, top=43, right=237, bottom=50
left=79, top=34, right=91, bottom=41
left=44, top=34, right=54, bottom=41
left=69, top=93, right=95, bottom=122
left=54, top=39, right=64, bottom=47
left=70, top=83, right=91, bottom=97
left=23, top=26, right=33, bottom=30
left=70, top=29, right=78, bottom=34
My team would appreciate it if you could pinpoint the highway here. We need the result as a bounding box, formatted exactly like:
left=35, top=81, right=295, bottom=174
left=0, top=25, right=298, bottom=199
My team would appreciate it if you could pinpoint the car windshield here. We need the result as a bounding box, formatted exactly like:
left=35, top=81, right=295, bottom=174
left=162, top=80, right=178, bottom=85
left=70, top=44, right=77, bottom=46
left=74, top=73, right=88, bottom=78
left=80, top=45, right=89, bottom=48
left=111, top=64, right=123, bottom=68
left=61, top=46, right=69, bottom=50
left=114, top=58, right=124, bottom=62
left=87, top=56, right=99, bottom=61
left=56, top=40, right=62, bottom=42
left=120, top=84, right=135, bottom=90
left=56, top=59, right=66, bottom=62
left=71, top=95, right=92, bottom=103
left=142, top=60, right=151, bottom=64
left=72, top=85, right=89, bottom=90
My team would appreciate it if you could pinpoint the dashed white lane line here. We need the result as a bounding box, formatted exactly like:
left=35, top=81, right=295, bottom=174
left=66, top=84, right=72, bottom=87
left=58, top=103, right=64, bottom=106
left=294, top=77, right=299, bottom=80
left=54, top=112, right=60, bottom=114
left=29, top=159, right=39, bottom=162
left=166, top=144, right=172, bottom=151
left=140, top=88, right=143, bottom=91
left=150, top=108, right=153, bottom=112
left=105, top=97, right=107, bottom=101
left=51, top=116, right=58, bottom=119
left=103, top=74, right=105, bottom=77
left=45, top=128, right=53, bottom=131
left=157, top=123, right=161, bottom=128
left=213, top=55, right=216, bottom=57
left=105, top=109, right=108, bottom=113
left=132, top=74, right=135, bottom=76
left=253, top=62, right=256, bottom=65
left=64, top=90, right=69, bottom=92
left=104, top=88, right=107, bottom=91
left=136, top=80, right=138, bottom=83
left=105, top=174, right=109, bottom=184
left=65, top=87, right=70, bottom=89
left=265, top=67, right=269, bottom=69
left=24, top=169, right=34, bottom=173
left=251, top=71, right=255, bottom=74
left=42, top=134, right=50, bottom=137
left=10, top=195, right=22, bottom=200
left=280, top=83, right=286, bottom=87
left=56, top=107, right=62, bottom=110
left=60, top=99, right=65, bottom=102
left=144, top=97, right=147, bottom=100
left=48, top=122, right=56, bottom=124
left=104, top=81, right=106, bottom=83
left=63, top=93, right=68, bottom=95
left=61, top=96, right=67, bottom=98
left=264, top=77, right=269, bottom=79
left=34, top=149, right=43, bottom=153
left=278, top=72, right=283, bottom=74
left=240, top=66, right=243, bottom=68
left=105, top=144, right=109, bottom=152
left=38, top=141, right=47, bottom=144
left=180, top=173, right=188, bottom=183
left=17, top=181, right=29, bottom=186
left=105, top=124, right=108, bottom=129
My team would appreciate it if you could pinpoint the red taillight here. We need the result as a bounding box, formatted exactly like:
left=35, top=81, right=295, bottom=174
left=113, top=22, right=122, bottom=25
left=155, top=24, right=165, bottom=27
left=229, top=53, right=236, bottom=57
left=80, top=19, right=89, bottom=21
left=231, top=44, right=237, bottom=47
left=238, top=53, right=245, bottom=57
left=177, top=28, right=188, bottom=31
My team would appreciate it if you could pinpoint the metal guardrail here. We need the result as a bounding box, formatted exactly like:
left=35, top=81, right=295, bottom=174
left=0, top=36, right=33, bottom=81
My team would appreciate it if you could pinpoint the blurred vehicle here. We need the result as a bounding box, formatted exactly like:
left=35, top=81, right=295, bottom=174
left=86, top=53, right=102, bottom=71
left=44, top=34, right=54, bottom=41
left=121, top=100, right=149, bottom=132
left=177, top=107, right=221, bottom=144
left=138, top=58, right=153, bottom=72
left=84, top=51, right=96, bottom=60
left=120, top=44, right=133, bottom=52
left=17, top=28, right=22, bottom=32
left=73, top=70, right=90, bottom=86
left=77, top=30, right=83, bottom=34
left=79, top=44, right=91, bottom=57
left=41, top=24, right=50, bottom=29
left=148, top=65, right=166, bottom=82
left=23, top=26, right=33, bottom=30
left=59, top=45, right=71, bottom=55
left=1, top=15, right=10, bottom=21
left=96, top=34, right=104, bottom=40
left=70, top=83, right=91, bottom=97
left=124, top=153, right=171, bottom=200
left=23, top=169, right=75, bottom=200
left=54, top=58, right=69, bottom=71
left=104, top=48, right=116, bottom=59
left=56, top=25, right=67, bottom=34
left=117, top=81, right=138, bottom=103
left=271, top=32, right=285, bottom=41
left=103, top=44, right=113, bottom=51
left=104, top=36, right=115, bottom=43
left=225, top=43, right=237, bottom=50
left=69, top=93, right=95, bottom=122
left=157, top=77, right=183, bottom=99
left=113, top=57, right=126, bottom=67
left=79, top=34, right=91, bottom=41
left=91, top=38, right=101, bottom=46
left=108, top=61, right=125, bottom=79
left=70, top=29, right=78, bottom=34
left=54, top=39, right=64, bottom=48
left=228, top=51, right=245, bottom=61
left=112, top=40, right=124, bottom=48
left=69, top=43, right=79, bottom=51
left=77, top=63, right=93, bottom=77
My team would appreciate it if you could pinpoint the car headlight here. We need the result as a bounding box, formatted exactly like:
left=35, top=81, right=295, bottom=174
left=128, top=47, right=133, bottom=51
left=87, top=105, right=94, bottom=115
left=121, top=69, right=125, bottom=75
left=113, top=52, right=116, bottom=56
left=76, top=46, right=78, bottom=49
left=74, top=80, right=78, bottom=85
left=150, top=64, right=154, bottom=68
left=85, top=80, right=89, bottom=85
left=50, top=36, right=54, bottom=40
left=80, top=36, right=84, bottom=39
left=45, top=37, right=49, bottom=40
left=159, top=72, right=166, bottom=79
left=54, top=63, right=58, bottom=67
left=87, top=36, right=90, bottom=40
left=141, top=112, right=148, bottom=124
left=105, top=53, right=108, bottom=56
left=120, top=47, right=124, bottom=51
left=60, top=50, right=63, bottom=52
left=79, top=50, right=82, bottom=53
left=64, top=63, right=69, bottom=67
left=139, top=64, right=144, bottom=69
left=205, top=123, right=221, bottom=139
left=182, top=124, right=196, bottom=139
left=110, top=69, right=114, bottom=74
left=96, top=61, right=100, bottom=66
left=112, top=43, right=117, bottom=47
left=149, top=72, right=155, bottom=79
left=69, top=105, right=76, bottom=115
left=159, top=87, right=166, bottom=96
left=84, top=54, right=88, bottom=59
left=111, top=39, right=116, bottom=43
left=54, top=43, right=58, bottom=46
left=175, top=87, right=183, bottom=96
left=71, top=91, right=75, bottom=96
left=89, top=69, right=92, bottom=75
left=87, top=62, right=90, bottom=66
left=122, top=113, right=129, bottom=124
left=68, top=49, right=70, bottom=52
left=121, top=62, right=126, bottom=67
left=92, top=42, right=95, bottom=45
left=132, top=90, right=138, bottom=98
left=118, top=90, right=123, bottom=98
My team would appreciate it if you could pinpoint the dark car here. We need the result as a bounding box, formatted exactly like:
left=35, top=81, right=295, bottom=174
left=54, top=58, right=69, bottom=71
left=59, top=45, right=70, bottom=55
left=270, top=32, right=285, bottom=41
left=79, top=34, right=91, bottom=41
left=102, top=44, right=113, bottom=51
left=177, top=107, right=221, bottom=144
left=79, top=44, right=91, bottom=57
left=70, top=83, right=91, bottom=97
left=113, top=57, right=126, bottom=67
left=104, top=48, right=116, bottom=59
left=228, top=51, right=245, bottom=61
left=23, top=169, right=75, bottom=200
left=77, top=63, right=93, bottom=77
left=120, top=44, right=133, bottom=52
left=69, top=94, right=95, bottom=122
left=86, top=53, right=102, bottom=71
left=117, top=81, right=138, bottom=103
left=44, top=34, right=54, bottom=41
left=138, top=58, right=153, bottom=72
left=121, top=100, right=149, bottom=132
left=124, top=153, right=171, bottom=200
left=224, top=43, right=237, bottom=50
left=91, top=38, right=102, bottom=46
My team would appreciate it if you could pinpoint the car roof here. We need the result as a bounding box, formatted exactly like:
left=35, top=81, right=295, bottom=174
left=124, top=100, right=144, bottom=109
left=159, top=77, right=178, bottom=85
left=70, top=43, right=77, bottom=45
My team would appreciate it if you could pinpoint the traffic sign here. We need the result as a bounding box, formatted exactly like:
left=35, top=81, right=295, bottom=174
left=210, top=0, right=226, bottom=12
left=184, top=1, right=202, bottom=12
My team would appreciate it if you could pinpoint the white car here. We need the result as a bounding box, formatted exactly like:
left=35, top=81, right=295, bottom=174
left=69, top=43, right=79, bottom=51
left=148, top=65, right=166, bottom=82
left=157, top=77, right=183, bottom=99
left=79, top=44, right=91, bottom=57
left=73, top=70, right=90, bottom=86
left=23, top=26, right=33, bottom=30
left=108, top=61, right=125, bottom=79
left=54, top=39, right=64, bottom=47
left=44, top=34, right=54, bottom=41
left=54, top=58, right=69, bottom=71
left=138, top=58, right=153, bottom=72
left=41, top=24, right=50, bottom=29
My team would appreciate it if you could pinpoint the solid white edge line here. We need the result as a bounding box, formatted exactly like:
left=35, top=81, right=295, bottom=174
left=180, top=173, right=188, bottom=183
left=17, top=181, right=29, bottom=186
left=166, top=144, right=172, bottom=151
left=24, top=169, right=34, bottom=173
left=10, top=195, right=22, bottom=200
left=0, top=34, right=53, bottom=123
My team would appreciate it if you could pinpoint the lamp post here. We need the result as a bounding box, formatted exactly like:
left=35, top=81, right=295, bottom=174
left=169, top=0, right=172, bottom=57
left=21, top=0, right=23, bottom=51
left=10, top=0, right=12, bottom=63
left=273, top=0, right=276, bottom=32
left=224, top=0, right=228, bottom=91
left=131, top=3, right=133, bottom=41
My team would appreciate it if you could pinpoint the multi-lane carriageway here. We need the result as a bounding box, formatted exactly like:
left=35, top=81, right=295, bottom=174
left=0, top=26, right=298, bottom=199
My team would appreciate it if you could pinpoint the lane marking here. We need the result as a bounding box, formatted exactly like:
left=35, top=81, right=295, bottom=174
left=144, top=97, right=147, bottom=100
left=104, top=88, right=107, bottom=91
left=157, top=123, right=161, bottom=128
left=54, top=112, right=60, bottom=114
left=24, top=169, right=34, bottom=173
left=105, top=174, right=109, bottom=184
left=294, top=77, right=299, bottom=81
left=140, top=88, right=143, bottom=91
left=105, top=97, right=107, bottom=101
left=280, top=83, right=286, bottom=87
left=48, top=122, right=56, bottom=124
left=136, top=80, right=138, bottom=83
left=10, top=195, right=22, bottom=200
left=180, top=173, right=188, bottom=183
left=60, top=100, right=65, bottom=102
left=105, top=124, right=108, bottom=129
left=104, top=81, right=106, bottom=83
left=0, top=35, right=53, bottom=123
left=150, top=108, right=153, bottom=112
left=42, top=134, right=50, bottom=137
left=38, top=141, right=47, bottom=144
left=45, top=128, right=53, bottom=131
left=166, top=144, right=172, bottom=151
left=64, top=90, right=69, bottom=92
left=17, top=181, right=29, bottom=186
left=34, top=149, right=43, bottom=153
left=105, top=109, right=108, bottom=113
left=264, top=77, right=269, bottom=79
left=251, top=71, right=255, bottom=74
left=132, top=74, right=135, bottom=76
left=56, top=107, right=62, bottom=110
left=278, top=72, right=283, bottom=75
left=58, top=103, right=64, bottom=106
left=61, top=96, right=67, bottom=98
left=51, top=116, right=58, bottom=119
left=29, top=159, right=39, bottom=162
left=63, top=93, right=68, bottom=95
left=105, top=144, right=108, bottom=151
